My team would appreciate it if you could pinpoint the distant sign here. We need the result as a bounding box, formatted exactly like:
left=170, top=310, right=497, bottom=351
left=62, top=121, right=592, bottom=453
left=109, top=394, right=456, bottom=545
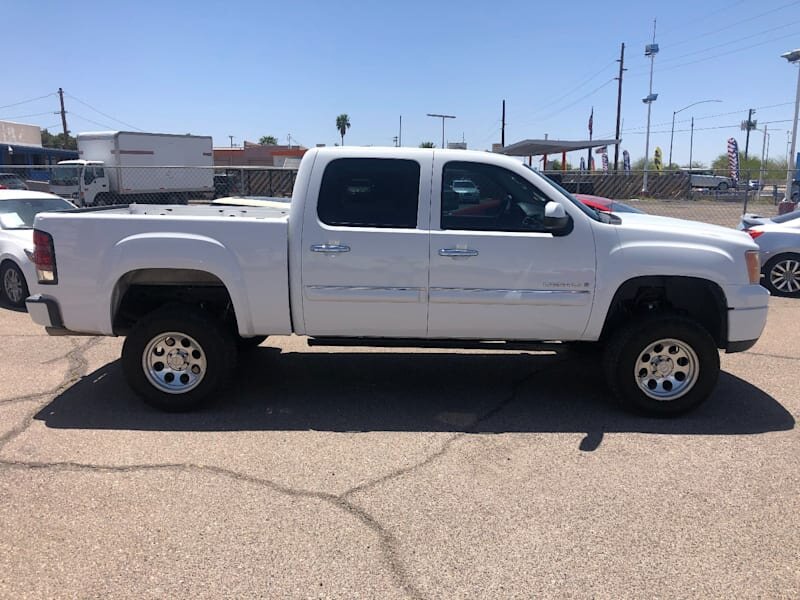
left=0, top=120, right=42, bottom=147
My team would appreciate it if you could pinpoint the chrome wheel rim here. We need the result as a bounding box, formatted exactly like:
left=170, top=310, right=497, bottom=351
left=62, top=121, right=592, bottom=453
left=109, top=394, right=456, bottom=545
left=142, top=332, right=207, bottom=394
left=634, top=338, right=699, bottom=401
left=769, top=259, right=800, bottom=294
left=3, top=268, right=24, bottom=304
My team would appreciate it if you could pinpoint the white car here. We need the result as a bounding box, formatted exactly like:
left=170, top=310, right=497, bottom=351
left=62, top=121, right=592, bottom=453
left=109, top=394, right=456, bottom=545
left=0, top=191, right=75, bottom=307
left=746, top=216, right=800, bottom=297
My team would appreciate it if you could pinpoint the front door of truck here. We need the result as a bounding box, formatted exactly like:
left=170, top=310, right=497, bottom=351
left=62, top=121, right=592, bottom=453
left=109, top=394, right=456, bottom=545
left=427, top=158, right=596, bottom=340
left=300, top=154, right=432, bottom=337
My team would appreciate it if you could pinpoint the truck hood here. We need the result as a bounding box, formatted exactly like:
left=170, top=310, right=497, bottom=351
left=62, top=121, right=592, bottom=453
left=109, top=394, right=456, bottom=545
left=615, top=212, right=758, bottom=250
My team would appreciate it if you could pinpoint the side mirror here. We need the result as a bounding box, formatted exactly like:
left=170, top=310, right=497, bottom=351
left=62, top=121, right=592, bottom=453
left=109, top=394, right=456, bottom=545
left=543, top=201, right=573, bottom=235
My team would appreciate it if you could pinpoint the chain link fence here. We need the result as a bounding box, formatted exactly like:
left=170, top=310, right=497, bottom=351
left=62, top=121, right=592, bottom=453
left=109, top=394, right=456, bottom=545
left=0, top=165, right=297, bottom=205
left=1, top=164, right=793, bottom=229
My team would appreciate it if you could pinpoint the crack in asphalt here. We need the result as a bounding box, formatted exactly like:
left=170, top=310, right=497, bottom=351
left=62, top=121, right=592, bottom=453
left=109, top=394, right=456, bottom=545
left=0, top=351, right=566, bottom=599
left=0, top=337, right=100, bottom=448
left=743, top=351, right=800, bottom=362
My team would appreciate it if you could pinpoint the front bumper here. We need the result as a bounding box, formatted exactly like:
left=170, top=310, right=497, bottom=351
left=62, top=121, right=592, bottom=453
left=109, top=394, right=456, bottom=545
left=723, top=284, right=769, bottom=353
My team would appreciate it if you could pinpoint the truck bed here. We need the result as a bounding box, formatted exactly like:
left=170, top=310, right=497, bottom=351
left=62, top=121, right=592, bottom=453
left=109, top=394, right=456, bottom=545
left=32, top=203, right=292, bottom=337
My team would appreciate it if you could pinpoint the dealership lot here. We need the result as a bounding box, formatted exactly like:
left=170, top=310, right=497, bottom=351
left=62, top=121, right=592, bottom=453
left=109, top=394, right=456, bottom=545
left=0, top=298, right=797, bottom=598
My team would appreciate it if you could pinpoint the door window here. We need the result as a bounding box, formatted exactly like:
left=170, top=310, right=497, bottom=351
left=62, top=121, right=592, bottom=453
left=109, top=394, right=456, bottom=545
left=441, top=161, right=551, bottom=232
left=317, top=158, right=420, bottom=228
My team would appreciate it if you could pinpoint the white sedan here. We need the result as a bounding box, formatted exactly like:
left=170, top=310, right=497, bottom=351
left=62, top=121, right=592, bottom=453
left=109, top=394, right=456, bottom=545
left=0, top=191, right=75, bottom=308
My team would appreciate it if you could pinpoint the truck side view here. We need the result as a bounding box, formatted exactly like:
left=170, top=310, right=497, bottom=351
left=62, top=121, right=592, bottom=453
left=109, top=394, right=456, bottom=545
left=27, top=147, right=769, bottom=416
left=49, top=131, right=213, bottom=206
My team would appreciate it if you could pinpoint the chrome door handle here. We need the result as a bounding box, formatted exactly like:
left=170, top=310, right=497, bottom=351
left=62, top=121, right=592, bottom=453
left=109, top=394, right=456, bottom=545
left=439, top=248, right=479, bottom=257
left=310, top=243, right=351, bottom=253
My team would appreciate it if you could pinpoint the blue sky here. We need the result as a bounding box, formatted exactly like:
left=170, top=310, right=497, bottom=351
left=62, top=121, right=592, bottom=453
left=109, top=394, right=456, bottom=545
left=2, top=0, right=799, bottom=166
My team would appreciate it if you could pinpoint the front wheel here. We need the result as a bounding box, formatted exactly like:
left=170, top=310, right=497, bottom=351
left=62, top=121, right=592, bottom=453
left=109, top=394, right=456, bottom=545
left=716, top=182, right=729, bottom=191
left=1, top=261, right=29, bottom=308
left=603, top=315, right=720, bottom=416
left=122, top=305, right=237, bottom=411
left=762, top=253, right=800, bottom=297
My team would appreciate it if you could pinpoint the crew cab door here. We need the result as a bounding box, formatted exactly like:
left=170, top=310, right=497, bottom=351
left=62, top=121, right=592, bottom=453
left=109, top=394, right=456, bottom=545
left=427, top=157, right=596, bottom=340
left=300, top=154, right=432, bottom=337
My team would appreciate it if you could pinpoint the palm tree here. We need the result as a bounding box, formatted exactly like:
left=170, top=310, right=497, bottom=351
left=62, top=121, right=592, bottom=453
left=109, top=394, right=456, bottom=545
left=259, top=135, right=278, bottom=145
left=336, top=114, right=351, bottom=146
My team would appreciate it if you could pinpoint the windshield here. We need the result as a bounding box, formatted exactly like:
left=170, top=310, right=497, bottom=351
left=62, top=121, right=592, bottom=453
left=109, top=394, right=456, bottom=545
left=50, top=166, right=80, bottom=186
left=771, top=211, right=800, bottom=224
left=0, top=198, right=75, bottom=229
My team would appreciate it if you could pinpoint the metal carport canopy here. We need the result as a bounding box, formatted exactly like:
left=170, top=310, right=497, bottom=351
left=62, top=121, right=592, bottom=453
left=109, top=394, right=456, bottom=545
left=499, top=139, right=620, bottom=156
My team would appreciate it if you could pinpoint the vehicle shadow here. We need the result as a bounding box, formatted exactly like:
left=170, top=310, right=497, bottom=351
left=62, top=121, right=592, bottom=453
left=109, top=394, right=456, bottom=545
left=35, top=347, right=794, bottom=447
left=0, top=296, right=26, bottom=312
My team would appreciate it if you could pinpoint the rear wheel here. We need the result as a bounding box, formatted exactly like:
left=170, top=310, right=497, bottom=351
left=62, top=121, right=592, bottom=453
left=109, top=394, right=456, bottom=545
left=716, top=182, right=729, bottom=191
left=763, top=253, right=800, bottom=297
left=603, top=315, right=719, bottom=416
left=122, top=305, right=237, bottom=411
left=237, top=335, right=268, bottom=350
left=1, top=261, right=28, bottom=308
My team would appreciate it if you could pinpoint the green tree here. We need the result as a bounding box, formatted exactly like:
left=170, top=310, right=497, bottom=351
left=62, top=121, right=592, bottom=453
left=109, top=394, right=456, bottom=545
left=336, top=114, right=351, bottom=146
left=546, top=159, right=573, bottom=171
left=259, top=135, right=278, bottom=145
left=41, top=128, right=77, bottom=150
left=419, top=141, right=435, bottom=148
left=711, top=153, right=788, bottom=180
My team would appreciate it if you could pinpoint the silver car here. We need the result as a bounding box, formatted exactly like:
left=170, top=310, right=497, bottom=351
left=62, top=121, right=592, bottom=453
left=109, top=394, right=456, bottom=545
left=746, top=216, right=800, bottom=297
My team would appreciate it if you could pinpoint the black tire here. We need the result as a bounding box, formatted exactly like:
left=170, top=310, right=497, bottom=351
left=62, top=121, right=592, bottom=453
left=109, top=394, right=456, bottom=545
left=716, top=182, right=729, bottom=191
left=566, top=341, right=604, bottom=355
left=603, top=315, right=720, bottom=416
left=762, top=253, right=800, bottom=298
left=122, top=305, right=237, bottom=411
left=1, top=261, right=29, bottom=308
left=236, top=335, right=268, bottom=350
left=95, top=192, right=112, bottom=206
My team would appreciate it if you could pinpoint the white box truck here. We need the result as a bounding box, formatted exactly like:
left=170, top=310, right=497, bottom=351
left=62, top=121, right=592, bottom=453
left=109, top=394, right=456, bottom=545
left=49, top=131, right=213, bottom=206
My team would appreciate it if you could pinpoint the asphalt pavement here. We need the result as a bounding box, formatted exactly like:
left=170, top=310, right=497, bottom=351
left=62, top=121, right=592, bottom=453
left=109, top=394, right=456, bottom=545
left=0, top=298, right=797, bottom=599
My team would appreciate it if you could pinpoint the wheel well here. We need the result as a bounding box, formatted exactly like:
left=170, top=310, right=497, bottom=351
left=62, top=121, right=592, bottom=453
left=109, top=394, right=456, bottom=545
left=112, top=268, right=236, bottom=335
left=601, top=276, right=728, bottom=348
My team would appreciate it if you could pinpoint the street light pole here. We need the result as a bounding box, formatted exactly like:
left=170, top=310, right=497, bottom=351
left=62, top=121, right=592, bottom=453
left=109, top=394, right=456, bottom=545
left=642, top=19, right=658, bottom=194
left=427, top=113, right=455, bottom=149
left=689, top=117, right=694, bottom=171
left=668, top=99, right=721, bottom=167
left=781, top=49, right=800, bottom=201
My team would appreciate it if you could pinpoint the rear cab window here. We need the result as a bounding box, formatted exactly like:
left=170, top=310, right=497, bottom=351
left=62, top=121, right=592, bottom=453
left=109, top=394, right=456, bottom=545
left=317, top=158, right=421, bottom=228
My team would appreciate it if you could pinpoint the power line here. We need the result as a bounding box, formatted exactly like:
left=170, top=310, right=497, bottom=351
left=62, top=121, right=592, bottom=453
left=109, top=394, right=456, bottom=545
left=0, top=111, right=55, bottom=121
left=64, top=92, right=144, bottom=131
left=524, top=60, right=617, bottom=116
left=69, top=111, right=116, bottom=130
left=657, top=19, right=800, bottom=65
left=0, top=93, right=56, bottom=111
left=517, top=79, right=616, bottom=127
left=624, top=118, right=794, bottom=135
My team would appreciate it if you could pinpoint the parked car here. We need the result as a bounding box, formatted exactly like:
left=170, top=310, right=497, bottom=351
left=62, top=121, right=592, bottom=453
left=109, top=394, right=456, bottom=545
left=574, top=194, right=645, bottom=214
left=450, top=179, right=480, bottom=203
left=737, top=209, right=800, bottom=230
left=686, top=170, right=735, bottom=191
left=0, top=173, right=29, bottom=191
left=746, top=218, right=800, bottom=297
left=0, top=191, right=76, bottom=307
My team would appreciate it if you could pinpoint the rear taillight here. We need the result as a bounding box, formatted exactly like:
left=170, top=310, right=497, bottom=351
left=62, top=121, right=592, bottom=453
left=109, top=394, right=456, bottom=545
left=33, top=229, right=57, bottom=284
left=747, top=229, right=764, bottom=239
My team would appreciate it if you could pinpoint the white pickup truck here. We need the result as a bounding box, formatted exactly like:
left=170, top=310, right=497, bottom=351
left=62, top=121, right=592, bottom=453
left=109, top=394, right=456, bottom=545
left=26, top=147, right=769, bottom=416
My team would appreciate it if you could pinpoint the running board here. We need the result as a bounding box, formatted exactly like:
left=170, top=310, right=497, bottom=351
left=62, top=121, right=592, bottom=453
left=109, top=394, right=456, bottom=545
left=306, top=337, right=563, bottom=352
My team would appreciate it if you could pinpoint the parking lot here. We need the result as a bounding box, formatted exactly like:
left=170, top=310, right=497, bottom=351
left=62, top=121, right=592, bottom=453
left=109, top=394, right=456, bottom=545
left=0, top=296, right=797, bottom=598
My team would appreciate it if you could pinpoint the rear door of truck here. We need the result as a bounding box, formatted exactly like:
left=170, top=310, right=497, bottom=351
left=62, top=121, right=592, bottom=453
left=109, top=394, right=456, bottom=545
left=299, top=152, right=432, bottom=337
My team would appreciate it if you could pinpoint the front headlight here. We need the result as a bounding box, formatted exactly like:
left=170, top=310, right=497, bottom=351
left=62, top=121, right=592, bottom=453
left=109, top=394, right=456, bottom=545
left=745, top=250, right=761, bottom=284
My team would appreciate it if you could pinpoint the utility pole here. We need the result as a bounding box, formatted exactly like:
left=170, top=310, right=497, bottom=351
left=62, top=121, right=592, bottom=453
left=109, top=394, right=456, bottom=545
left=501, top=99, right=506, bottom=147
left=392, top=136, right=398, bottom=147
left=57, top=87, right=69, bottom=147
left=743, top=108, right=756, bottom=161
left=228, top=135, right=234, bottom=148
left=760, top=124, right=769, bottom=184
left=399, top=115, right=402, bottom=147
left=613, top=43, right=625, bottom=172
